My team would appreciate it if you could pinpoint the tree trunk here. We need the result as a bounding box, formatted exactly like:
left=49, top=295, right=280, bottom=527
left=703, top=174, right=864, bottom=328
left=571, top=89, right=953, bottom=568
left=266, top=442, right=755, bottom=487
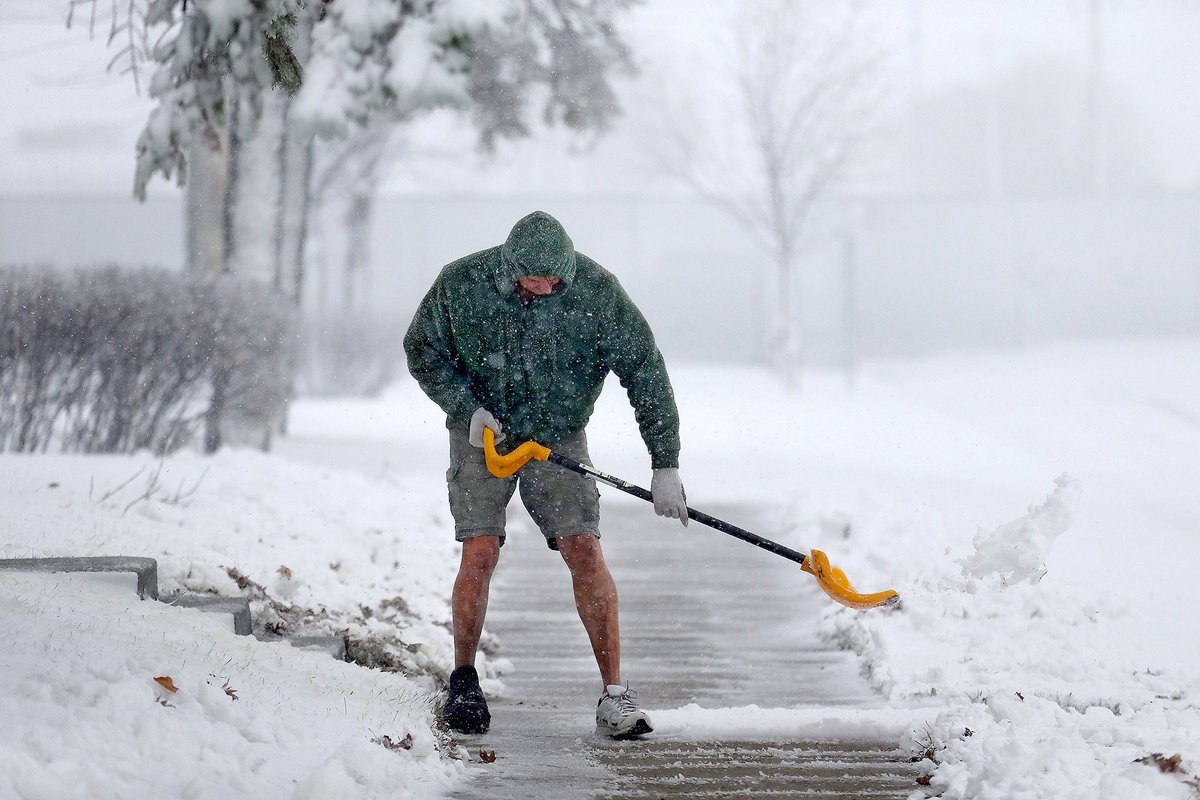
left=343, top=192, right=373, bottom=312
left=229, top=91, right=287, bottom=283
left=185, top=136, right=228, bottom=275
left=222, top=91, right=242, bottom=276
left=773, top=245, right=799, bottom=386
left=204, top=364, right=228, bottom=454
left=275, top=10, right=316, bottom=306
left=770, top=211, right=801, bottom=386
left=216, top=85, right=283, bottom=450
left=278, top=128, right=314, bottom=306
left=273, top=105, right=313, bottom=439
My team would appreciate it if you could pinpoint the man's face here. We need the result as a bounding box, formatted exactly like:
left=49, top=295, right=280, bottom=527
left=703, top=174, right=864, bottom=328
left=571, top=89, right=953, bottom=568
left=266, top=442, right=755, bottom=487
left=516, top=275, right=562, bottom=296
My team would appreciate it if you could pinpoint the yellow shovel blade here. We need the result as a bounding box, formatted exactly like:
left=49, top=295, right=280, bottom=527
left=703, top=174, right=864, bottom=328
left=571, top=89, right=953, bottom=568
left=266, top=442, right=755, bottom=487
left=801, top=549, right=900, bottom=610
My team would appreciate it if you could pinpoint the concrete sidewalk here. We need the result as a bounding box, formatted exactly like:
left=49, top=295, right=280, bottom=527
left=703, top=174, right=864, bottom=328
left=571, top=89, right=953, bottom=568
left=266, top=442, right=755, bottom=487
left=449, top=502, right=918, bottom=800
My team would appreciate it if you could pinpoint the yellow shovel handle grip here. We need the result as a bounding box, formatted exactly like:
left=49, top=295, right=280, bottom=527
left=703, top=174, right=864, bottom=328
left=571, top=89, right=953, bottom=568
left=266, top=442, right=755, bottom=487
left=483, top=426, right=551, bottom=478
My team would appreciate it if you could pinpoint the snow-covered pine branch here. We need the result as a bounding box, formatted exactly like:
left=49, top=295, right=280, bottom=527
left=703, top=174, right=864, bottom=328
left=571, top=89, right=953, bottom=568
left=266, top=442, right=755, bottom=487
left=132, top=0, right=635, bottom=198
left=132, top=0, right=304, bottom=199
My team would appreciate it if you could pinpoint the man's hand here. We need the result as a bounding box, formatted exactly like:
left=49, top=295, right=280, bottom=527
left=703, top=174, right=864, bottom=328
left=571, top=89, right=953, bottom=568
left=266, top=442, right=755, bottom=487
left=468, top=408, right=506, bottom=448
left=651, top=468, right=688, bottom=526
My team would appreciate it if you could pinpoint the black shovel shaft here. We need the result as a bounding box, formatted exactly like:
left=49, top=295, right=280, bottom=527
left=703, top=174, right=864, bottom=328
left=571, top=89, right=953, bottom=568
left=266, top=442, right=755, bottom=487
left=548, top=452, right=809, bottom=567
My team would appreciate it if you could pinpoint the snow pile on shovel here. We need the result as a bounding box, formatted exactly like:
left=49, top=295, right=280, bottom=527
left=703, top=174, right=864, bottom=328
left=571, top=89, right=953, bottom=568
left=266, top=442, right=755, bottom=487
left=822, top=474, right=1200, bottom=800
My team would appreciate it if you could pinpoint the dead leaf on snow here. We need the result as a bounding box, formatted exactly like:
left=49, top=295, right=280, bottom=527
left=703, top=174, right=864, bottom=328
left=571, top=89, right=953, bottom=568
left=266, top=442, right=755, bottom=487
left=277, top=565, right=293, bottom=578
left=373, top=734, right=414, bottom=752
left=1135, top=753, right=1183, bottom=773
left=479, top=749, right=497, bottom=763
left=154, top=676, right=179, bottom=693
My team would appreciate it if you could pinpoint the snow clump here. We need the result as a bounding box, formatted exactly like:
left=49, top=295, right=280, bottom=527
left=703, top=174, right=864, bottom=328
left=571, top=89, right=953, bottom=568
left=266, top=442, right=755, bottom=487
left=959, top=473, right=1080, bottom=585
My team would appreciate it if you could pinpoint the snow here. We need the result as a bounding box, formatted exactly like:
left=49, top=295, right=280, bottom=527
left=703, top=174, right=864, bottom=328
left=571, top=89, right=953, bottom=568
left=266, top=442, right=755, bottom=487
left=0, top=571, right=458, bottom=799
left=958, top=473, right=1080, bottom=584
left=2, top=339, right=1199, bottom=798
left=0, top=450, right=488, bottom=797
left=610, top=340, right=1200, bottom=798
left=779, top=344, right=1200, bottom=800
left=280, top=338, right=1200, bottom=800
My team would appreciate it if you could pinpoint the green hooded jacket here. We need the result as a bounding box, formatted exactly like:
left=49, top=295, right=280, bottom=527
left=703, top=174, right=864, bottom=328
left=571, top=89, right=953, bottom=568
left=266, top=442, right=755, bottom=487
left=403, top=211, right=680, bottom=469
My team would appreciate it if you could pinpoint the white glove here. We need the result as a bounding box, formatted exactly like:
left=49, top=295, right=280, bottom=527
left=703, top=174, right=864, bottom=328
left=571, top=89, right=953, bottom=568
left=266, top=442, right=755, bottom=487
left=651, top=468, right=688, bottom=526
left=468, top=408, right=506, bottom=448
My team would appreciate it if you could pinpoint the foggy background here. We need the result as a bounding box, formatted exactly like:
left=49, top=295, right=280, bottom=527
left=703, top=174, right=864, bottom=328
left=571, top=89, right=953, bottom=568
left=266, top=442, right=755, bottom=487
left=2, top=0, right=1198, bottom=369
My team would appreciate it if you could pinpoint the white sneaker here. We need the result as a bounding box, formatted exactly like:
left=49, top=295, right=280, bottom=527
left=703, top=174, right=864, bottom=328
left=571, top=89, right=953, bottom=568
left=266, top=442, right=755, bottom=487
left=595, top=687, right=653, bottom=738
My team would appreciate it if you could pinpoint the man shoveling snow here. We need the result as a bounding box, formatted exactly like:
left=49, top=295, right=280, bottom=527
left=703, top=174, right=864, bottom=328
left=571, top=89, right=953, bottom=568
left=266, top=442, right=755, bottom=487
left=403, top=210, right=687, bottom=738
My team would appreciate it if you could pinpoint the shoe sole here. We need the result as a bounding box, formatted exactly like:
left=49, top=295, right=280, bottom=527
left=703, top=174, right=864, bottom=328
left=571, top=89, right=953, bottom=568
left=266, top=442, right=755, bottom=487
left=597, top=718, right=654, bottom=740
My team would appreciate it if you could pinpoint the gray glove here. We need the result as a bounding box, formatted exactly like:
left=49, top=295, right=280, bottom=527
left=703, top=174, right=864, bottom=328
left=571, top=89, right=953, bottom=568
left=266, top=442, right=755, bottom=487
left=651, top=468, right=688, bottom=526
left=468, top=408, right=506, bottom=448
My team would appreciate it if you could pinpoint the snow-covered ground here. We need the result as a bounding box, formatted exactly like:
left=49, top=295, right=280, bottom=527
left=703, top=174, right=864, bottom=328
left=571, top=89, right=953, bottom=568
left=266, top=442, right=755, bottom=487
left=3, top=338, right=1199, bottom=798
left=0, top=451, right=477, bottom=798
left=0, top=572, right=457, bottom=799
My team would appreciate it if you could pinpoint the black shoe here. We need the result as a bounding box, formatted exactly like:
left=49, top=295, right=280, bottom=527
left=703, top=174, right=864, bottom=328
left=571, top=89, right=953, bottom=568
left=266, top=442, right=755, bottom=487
left=442, top=665, right=491, bottom=734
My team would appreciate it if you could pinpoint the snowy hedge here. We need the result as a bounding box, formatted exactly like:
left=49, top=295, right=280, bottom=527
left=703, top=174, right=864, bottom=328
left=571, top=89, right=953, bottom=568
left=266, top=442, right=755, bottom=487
left=0, top=266, right=295, bottom=454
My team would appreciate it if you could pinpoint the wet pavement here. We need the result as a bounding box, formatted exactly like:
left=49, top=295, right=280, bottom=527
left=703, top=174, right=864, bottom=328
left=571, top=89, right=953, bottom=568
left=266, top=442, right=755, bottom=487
left=448, top=502, right=919, bottom=800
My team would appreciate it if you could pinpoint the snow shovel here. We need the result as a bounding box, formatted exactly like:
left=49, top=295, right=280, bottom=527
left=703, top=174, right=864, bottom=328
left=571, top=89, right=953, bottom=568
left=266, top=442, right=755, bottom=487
left=482, top=429, right=899, bottom=610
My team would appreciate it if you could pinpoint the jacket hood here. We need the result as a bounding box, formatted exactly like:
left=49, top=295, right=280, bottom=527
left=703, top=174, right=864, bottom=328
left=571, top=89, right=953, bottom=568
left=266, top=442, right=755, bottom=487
left=497, top=211, right=577, bottom=292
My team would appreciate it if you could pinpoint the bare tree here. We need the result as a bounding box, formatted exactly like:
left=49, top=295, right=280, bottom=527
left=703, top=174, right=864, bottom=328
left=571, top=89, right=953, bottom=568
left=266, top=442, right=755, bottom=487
left=307, top=127, right=397, bottom=315
left=656, top=1, right=883, bottom=382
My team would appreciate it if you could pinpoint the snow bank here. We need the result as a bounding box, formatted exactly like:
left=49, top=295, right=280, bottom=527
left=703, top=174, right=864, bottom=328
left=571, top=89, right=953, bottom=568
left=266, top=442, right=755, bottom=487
left=959, top=473, right=1080, bottom=584
left=595, top=342, right=1198, bottom=800
left=0, top=572, right=460, bottom=799
left=906, top=695, right=1199, bottom=800
left=0, top=449, right=500, bottom=683
left=0, top=449, right=497, bottom=798
left=824, top=473, right=1200, bottom=800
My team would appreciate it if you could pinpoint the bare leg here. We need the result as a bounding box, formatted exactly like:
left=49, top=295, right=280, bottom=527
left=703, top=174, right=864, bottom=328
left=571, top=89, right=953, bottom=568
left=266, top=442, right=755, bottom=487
left=453, top=536, right=501, bottom=669
left=556, top=535, right=621, bottom=688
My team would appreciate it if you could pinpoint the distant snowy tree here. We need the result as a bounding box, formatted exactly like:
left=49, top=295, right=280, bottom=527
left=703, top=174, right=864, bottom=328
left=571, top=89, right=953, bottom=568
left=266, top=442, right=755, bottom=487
left=655, top=1, right=883, bottom=382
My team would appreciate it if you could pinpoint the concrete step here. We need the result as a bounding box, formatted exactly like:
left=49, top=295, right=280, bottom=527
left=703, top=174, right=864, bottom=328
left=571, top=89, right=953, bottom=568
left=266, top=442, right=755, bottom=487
left=161, top=592, right=252, bottom=636
left=1, top=556, right=346, bottom=659
left=255, top=631, right=349, bottom=661
left=0, top=556, right=158, bottom=599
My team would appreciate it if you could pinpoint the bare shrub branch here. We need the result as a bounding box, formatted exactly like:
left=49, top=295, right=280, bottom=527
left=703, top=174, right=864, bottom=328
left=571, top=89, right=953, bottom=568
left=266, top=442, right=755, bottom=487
left=0, top=265, right=296, bottom=455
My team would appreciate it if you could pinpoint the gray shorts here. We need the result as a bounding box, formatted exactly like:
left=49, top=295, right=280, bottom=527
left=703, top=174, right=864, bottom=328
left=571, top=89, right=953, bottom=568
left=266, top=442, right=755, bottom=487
left=446, top=421, right=601, bottom=550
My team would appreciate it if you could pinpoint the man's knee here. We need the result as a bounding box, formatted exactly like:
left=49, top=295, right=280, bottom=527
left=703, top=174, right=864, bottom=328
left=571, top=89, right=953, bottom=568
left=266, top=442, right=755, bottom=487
left=459, top=535, right=501, bottom=576
left=556, top=534, right=604, bottom=571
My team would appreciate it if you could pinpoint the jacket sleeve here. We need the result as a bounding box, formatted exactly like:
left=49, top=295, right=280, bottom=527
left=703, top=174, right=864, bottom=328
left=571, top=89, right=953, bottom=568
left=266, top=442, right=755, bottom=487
left=602, top=284, right=681, bottom=470
left=403, top=281, right=480, bottom=425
